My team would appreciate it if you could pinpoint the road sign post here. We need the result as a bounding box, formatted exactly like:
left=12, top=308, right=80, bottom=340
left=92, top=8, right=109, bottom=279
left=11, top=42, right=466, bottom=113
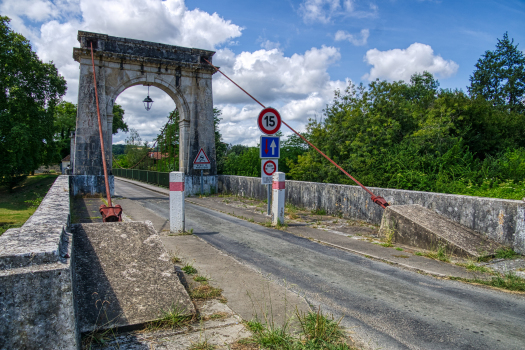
left=258, top=107, right=282, bottom=135
left=170, top=171, right=185, bottom=232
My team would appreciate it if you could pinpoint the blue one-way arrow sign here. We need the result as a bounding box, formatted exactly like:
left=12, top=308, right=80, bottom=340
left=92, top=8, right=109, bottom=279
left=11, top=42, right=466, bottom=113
left=260, top=135, right=280, bottom=159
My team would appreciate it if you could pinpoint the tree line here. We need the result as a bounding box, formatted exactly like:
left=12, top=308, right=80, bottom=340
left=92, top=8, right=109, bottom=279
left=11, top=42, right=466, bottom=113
left=2, top=12, right=523, bottom=199
left=217, top=33, right=525, bottom=200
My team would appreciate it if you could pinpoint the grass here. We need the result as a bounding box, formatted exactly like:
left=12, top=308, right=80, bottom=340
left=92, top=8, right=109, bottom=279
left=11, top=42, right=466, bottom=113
left=423, top=245, right=450, bottom=262
left=182, top=263, right=198, bottom=275
left=276, top=218, right=288, bottom=230
left=380, top=225, right=395, bottom=247
left=495, top=247, right=519, bottom=259
left=178, top=228, right=194, bottom=235
left=147, top=303, right=193, bottom=330
left=311, top=208, right=327, bottom=216
left=244, top=307, right=356, bottom=350
left=451, top=272, right=525, bottom=292
left=194, top=275, right=208, bottom=283
left=456, top=261, right=493, bottom=274
left=190, top=284, right=223, bottom=300
left=395, top=247, right=403, bottom=251
left=0, top=174, right=58, bottom=236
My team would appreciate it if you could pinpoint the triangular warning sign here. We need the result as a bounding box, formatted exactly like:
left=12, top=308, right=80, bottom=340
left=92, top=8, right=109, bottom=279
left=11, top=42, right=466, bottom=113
left=193, top=148, right=211, bottom=164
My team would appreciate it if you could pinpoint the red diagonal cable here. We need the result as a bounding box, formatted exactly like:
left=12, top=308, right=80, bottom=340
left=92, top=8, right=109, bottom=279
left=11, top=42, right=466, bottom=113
left=91, top=43, right=112, bottom=208
left=203, top=58, right=388, bottom=209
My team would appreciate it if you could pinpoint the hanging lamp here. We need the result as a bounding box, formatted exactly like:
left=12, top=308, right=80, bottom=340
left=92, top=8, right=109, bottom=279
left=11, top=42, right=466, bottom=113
left=143, top=85, right=154, bottom=111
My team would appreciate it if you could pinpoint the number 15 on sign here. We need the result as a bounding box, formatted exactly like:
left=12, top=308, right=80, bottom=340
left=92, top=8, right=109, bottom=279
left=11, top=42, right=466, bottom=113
left=258, top=107, right=282, bottom=135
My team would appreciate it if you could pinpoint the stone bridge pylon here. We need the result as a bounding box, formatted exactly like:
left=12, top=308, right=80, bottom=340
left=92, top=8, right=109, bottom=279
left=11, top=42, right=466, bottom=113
left=71, top=31, right=217, bottom=194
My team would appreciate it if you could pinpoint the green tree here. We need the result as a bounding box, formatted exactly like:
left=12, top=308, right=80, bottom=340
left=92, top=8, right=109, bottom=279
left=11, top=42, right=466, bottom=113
left=468, top=32, right=525, bottom=113
left=122, top=128, right=148, bottom=168
left=153, top=109, right=179, bottom=171
left=54, top=101, right=77, bottom=159
left=0, top=17, right=67, bottom=188
left=112, top=103, right=129, bottom=134
left=214, top=108, right=229, bottom=173
left=54, top=102, right=128, bottom=160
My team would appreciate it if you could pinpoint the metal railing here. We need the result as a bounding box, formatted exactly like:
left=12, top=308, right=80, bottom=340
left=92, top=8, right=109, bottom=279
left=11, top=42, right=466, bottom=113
left=113, top=168, right=170, bottom=188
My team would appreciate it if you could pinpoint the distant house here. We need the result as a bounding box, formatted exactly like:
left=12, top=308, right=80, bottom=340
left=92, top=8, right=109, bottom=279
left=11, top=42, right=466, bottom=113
left=148, top=152, right=172, bottom=160
left=61, top=155, right=71, bottom=174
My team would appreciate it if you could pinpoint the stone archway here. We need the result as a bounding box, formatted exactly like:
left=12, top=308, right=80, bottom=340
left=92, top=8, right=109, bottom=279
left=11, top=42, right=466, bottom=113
left=71, top=31, right=216, bottom=193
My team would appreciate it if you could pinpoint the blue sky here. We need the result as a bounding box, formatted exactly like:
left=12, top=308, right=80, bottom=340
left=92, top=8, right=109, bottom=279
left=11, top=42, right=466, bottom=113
left=2, top=0, right=524, bottom=146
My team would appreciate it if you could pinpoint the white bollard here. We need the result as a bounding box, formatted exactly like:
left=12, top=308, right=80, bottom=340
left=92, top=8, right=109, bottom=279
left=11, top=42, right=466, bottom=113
left=271, top=172, right=285, bottom=226
left=170, top=171, right=185, bottom=232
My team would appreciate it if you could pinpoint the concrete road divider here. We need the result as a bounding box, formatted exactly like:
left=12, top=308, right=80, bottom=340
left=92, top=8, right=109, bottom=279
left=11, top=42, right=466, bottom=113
left=272, top=172, right=285, bottom=226
left=170, top=172, right=185, bottom=232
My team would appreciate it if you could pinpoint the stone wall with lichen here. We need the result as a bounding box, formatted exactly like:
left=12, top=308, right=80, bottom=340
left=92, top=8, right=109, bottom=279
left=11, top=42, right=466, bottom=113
left=0, top=175, right=77, bottom=349
left=218, top=175, right=525, bottom=254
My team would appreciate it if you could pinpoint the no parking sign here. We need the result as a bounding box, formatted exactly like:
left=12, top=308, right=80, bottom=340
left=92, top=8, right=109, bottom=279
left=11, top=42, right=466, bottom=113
left=261, top=159, right=278, bottom=184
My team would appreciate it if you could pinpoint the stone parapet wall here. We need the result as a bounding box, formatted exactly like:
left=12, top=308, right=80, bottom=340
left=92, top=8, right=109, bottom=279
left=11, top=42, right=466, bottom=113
left=218, top=175, right=525, bottom=254
left=0, top=175, right=78, bottom=349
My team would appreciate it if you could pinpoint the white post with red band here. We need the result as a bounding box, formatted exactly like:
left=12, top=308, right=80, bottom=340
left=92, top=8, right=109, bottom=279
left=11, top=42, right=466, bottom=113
left=170, top=171, right=185, bottom=232
left=271, top=172, right=285, bottom=226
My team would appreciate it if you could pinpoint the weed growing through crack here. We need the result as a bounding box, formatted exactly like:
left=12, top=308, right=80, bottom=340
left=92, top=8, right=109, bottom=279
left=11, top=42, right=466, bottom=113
left=423, top=245, right=450, bottom=262
left=182, top=263, right=198, bottom=275
left=495, top=247, right=519, bottom=259
left=244, top=307, right=356, bottom=350
left=414, top=252, right=423, bottom=256
left=208, top=312, right=229, bottom=320
left=190, top=285, right=223, bottom=299
left=395, top=247, right=403, bottom=251
left=311, top=208, right=327, bottom=215
left=380, top=225, right=394, bottom=247
left=148, top=304, right=193, bottom=330
left=179, top=228, right=194, bottom=235
left=276, top=218, right=288, bottom=230
left=194, top=275, right=208, bottom=283
left=451, top=272, right=525, bottom=292
left=456, top=261, right=493, bottom=273
left=82, top=296, right=121, bottom=349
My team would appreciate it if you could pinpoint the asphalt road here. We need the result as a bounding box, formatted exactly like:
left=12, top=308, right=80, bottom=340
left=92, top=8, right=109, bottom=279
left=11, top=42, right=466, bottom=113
left=115, top=179, right=525, bottom=350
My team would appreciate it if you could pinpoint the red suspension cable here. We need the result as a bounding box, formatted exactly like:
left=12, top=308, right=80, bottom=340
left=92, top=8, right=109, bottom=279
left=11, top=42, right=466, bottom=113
left=90, top=43, right=113, bottom=207
left=203, top=58, right=388, bottom=209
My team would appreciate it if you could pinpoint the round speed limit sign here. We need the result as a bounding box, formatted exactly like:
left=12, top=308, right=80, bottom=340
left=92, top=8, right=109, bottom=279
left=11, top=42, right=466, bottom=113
left=258, top=107, right=282, bottom=135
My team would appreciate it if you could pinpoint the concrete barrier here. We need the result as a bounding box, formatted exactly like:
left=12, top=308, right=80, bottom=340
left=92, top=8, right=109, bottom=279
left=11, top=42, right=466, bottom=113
left=0, top=175, right=78, bottom=349
left=170, top=172, right=185, bottom=232
left=218, top=175, right=525, bottom=254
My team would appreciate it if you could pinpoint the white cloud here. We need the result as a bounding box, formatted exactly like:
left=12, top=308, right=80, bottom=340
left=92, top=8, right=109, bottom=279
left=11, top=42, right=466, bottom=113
left=4, top=0, right=349, bottom=146
left=363, top=43, right=459, bottom=82
left=1, top=0, right=243, bottom=145
left=334, top=29, right=369, bottom=46
left=0, top=0, right=59, bottom=22
left=212, top=46, right=348, bottom=145
left=260, top=40, right=281, bottom=50
left=3, top=0, right=243, bottom=104
left=214, top=45, right=342, bottom=105
left=299, top=0, right=377, bottom=23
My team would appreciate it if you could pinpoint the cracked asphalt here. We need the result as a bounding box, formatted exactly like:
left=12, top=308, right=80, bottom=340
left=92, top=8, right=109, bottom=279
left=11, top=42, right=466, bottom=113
left=115, top=178, right=525, bottom=350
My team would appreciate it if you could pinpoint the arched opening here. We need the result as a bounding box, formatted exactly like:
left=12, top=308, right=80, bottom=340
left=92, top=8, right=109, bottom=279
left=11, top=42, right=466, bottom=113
left=110, top=82, right=183, bottom=173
